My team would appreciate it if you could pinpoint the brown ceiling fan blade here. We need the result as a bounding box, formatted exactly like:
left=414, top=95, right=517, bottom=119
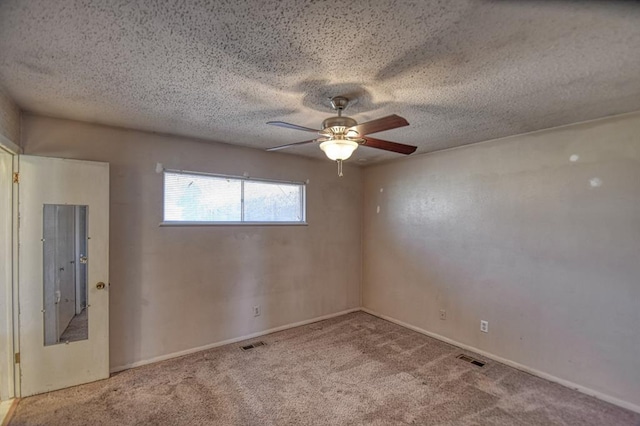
left=347, top=114, right=409, bottom=136
left=267, top=121, right=320, bottom=133
left=362, top=136, right=417, bottom=155
left=266, top=139, right=325, bottom=152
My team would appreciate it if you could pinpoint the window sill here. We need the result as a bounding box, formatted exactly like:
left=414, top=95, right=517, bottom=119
left=159, top=221, right=308, bottom=227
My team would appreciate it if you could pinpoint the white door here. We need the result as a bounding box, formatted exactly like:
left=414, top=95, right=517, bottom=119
left=18, top=155, right=109, bottom=396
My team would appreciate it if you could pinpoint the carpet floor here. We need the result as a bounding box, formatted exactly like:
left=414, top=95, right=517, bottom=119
left=59, top=309, right=88, bottom=343
left=9, top=312, right=640, bottom=425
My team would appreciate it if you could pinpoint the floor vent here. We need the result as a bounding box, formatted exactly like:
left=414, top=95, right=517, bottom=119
left=456, top=354, right=485, bottom=367
left=240, top=341, right=266, bottom=351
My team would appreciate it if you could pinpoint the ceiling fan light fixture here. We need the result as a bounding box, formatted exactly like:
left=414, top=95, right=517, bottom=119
left=319, top=139, right=359, bottom=161
left=266, top=96, right=416, bottom=167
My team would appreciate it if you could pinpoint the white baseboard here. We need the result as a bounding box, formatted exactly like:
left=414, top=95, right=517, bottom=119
left=110, top=307, right=361, bottom=374
left=361, top=308, right=640, bottom=414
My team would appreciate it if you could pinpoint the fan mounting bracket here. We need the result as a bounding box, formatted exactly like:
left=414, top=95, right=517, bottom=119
left=329, top=96, right=350, bottom=112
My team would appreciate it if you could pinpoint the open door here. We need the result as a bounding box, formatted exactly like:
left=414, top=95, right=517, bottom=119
left=18, top=155, right=109, bottom=396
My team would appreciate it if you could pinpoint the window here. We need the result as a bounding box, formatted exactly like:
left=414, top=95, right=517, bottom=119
left=162, top=170, right=306, bottom=225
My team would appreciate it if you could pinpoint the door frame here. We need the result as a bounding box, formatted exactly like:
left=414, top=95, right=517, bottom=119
left=0, top=135, right=20, bottom=401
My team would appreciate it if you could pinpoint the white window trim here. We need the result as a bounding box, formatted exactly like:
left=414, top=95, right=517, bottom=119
left=160, top=169, right=307, bottom=226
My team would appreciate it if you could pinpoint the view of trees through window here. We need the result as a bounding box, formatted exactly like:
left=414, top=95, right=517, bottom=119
left=164, top=172, right=305, bottom=223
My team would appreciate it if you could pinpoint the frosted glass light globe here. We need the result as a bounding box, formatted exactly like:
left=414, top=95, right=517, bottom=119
left=319, top=139, right=359, bottom=161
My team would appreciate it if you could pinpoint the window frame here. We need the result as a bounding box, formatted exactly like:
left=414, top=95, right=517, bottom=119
left=160, top=169, right=307, bottom=226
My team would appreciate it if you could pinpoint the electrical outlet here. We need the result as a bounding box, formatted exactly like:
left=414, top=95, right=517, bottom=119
left=253, top=306, right=261, bottom=317
left=439, top=309, right=446, bottom=320
left=480, top=320, right=489, bottom=333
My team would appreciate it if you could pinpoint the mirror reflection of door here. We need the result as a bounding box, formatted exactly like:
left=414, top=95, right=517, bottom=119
left=43, top=204, right=88, bottom=346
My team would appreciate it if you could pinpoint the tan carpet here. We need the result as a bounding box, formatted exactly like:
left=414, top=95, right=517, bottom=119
left=9, top=312, right=640, bottom=425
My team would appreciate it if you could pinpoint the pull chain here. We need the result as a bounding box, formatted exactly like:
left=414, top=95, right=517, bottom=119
left=335, top=101, right=345, bottom=176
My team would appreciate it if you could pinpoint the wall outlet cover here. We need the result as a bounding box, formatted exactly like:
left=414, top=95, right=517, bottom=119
left=480, top=320, right=489, bottom=333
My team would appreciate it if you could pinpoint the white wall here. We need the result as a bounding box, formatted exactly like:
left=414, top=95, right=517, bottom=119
left=363, top=112, right=640, bottom=408
left=22, top=114, right=362, bottom=370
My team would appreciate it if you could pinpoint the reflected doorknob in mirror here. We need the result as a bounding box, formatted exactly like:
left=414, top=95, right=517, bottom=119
left=96, top=282, right=106, bottom=290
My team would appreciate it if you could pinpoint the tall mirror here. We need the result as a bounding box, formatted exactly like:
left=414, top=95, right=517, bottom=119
left=43, top=205, right=88, bottom=346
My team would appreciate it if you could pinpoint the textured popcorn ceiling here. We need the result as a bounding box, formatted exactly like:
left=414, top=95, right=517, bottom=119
left=1, top=1, right=639, bottom=163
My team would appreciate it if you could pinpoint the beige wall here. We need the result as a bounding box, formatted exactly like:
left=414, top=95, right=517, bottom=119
left=363, top=112, right=640, bottom=407
left=0, top=87, right=19, bottom=145
left=22, top=114, right=362, bottom=370
left=20, top=110, right=640, bottom=408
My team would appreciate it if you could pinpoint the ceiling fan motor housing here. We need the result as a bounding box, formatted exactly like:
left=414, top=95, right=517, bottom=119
left=322, top=116, right=357, bottom=132
left=321, top=96, right=362, bottom=139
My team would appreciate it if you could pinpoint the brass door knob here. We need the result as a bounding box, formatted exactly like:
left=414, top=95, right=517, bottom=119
left=96, top=282, right=106, bottom=290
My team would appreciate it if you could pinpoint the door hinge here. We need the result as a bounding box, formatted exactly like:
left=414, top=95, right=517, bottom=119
left=13, top=172, right=19, bottom=183
left=14, top=352, right=20, bottom=364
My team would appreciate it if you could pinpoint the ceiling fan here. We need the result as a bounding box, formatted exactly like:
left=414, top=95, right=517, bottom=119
left=266, top=96, right=417, bottom=176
